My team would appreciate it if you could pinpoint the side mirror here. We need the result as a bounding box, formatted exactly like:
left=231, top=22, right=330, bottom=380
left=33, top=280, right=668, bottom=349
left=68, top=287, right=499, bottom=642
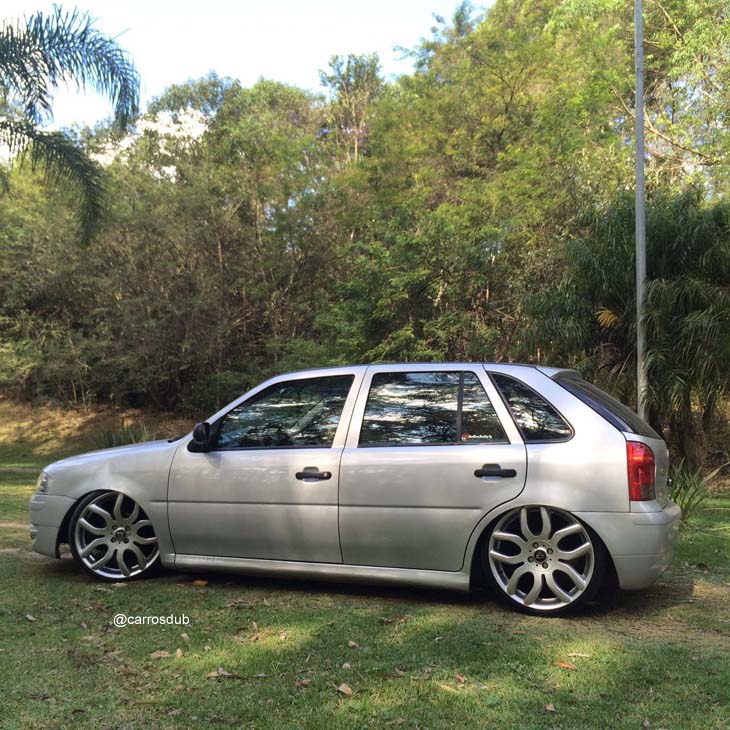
left=189, top=421, right=211, bottom=452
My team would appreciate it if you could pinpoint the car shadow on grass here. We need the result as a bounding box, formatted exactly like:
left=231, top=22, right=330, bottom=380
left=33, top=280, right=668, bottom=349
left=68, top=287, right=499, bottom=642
left=32, top=550, right=698, bottom=623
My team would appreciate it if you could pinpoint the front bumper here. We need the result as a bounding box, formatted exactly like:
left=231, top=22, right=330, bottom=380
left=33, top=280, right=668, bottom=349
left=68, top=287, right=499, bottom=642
left=28, top=493, right=76, bottom=558
left=577, top=500, right=682, bottom=590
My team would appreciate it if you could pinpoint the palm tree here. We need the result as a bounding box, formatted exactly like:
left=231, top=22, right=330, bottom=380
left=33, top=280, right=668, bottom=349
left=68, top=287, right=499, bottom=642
left=527, top=188, right=730, bottom=468
left=0, top=6, right=139, bottom=240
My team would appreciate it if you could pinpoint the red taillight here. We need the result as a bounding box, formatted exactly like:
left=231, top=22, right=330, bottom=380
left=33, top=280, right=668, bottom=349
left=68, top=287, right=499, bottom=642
left=627, top=441, right=656, bottom=501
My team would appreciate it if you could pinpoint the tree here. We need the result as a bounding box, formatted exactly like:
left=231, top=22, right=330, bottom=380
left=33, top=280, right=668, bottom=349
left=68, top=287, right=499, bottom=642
left=529, top=189, right=730, bottom=468
left=319, top=53, right=381, bottom=164
left=0, top=6, right=139, bottom=240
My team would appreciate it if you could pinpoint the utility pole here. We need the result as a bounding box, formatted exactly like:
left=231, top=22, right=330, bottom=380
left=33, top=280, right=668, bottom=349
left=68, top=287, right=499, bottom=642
left=635, top=0, right=647, bottom=420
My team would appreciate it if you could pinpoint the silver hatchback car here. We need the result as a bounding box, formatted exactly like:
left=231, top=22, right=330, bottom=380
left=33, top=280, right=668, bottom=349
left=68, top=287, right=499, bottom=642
left=29, top=363, right=681, bottom=616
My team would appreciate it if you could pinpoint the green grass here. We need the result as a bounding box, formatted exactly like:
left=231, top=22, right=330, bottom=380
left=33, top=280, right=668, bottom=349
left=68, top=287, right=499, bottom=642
left=1, top=437, right=730, bottom=729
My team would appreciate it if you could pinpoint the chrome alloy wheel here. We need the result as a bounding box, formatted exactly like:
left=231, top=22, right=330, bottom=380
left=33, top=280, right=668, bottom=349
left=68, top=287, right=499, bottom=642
left=72, top=492, right=159, bottom=580
left=487, top=506, right=595, bottom=612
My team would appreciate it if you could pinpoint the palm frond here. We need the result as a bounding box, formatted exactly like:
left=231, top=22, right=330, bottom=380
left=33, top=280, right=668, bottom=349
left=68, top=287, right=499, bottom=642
left=0, top=118, right=105, bottom=242
left=0, top=6, right=139, bottom=128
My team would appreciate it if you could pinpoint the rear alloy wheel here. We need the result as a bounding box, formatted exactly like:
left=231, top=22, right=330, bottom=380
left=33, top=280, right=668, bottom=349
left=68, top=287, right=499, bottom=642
left=70, top=491, right=160, bottom=581
left=485, top=505, right=605, bottom=616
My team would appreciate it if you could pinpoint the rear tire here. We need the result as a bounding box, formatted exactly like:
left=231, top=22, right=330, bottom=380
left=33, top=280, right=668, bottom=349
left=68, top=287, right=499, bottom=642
left=481, top=505, right=606, bottom=617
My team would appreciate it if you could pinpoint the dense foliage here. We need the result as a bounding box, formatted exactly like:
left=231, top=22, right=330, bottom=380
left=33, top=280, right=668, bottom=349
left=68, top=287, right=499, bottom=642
left=2, top=0, right=730, bottom=465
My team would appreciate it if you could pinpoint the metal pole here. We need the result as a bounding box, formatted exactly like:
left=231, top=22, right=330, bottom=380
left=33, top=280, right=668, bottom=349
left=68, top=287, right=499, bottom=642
left=635, top=0, right=648, bottom=420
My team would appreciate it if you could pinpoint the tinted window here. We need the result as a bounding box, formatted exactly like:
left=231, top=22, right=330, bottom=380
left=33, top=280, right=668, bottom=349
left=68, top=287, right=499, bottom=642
left=359, top=371, right=507, bottom=446
left=215, top=375, right=354, bottom=449
left=491, top=373, right=572, bottom=442
left=554, top=374, right=660, bottom=439
left=461, top=373, right=508, bottom=443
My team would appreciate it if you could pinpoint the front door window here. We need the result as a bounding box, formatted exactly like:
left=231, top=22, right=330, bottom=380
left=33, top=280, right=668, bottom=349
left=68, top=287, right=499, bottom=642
left=215, top=374, right=354, bottom=449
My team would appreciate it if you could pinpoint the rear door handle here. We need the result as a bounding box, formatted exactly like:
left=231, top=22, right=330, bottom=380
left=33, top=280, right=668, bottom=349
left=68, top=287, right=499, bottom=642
left=296, top=468, right=332, bottom=481
left=474, top=464, right=517, bottom=478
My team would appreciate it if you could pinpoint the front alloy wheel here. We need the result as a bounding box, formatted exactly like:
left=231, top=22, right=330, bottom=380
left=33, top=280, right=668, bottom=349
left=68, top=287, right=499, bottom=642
left=70, top=491, right=159, bottom=581
left=485, top=505, right=604, bottom=615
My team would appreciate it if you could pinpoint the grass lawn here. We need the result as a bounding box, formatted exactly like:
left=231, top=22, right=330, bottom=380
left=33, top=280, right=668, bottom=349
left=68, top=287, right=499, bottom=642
left=1, top=401, right=729, bottom=729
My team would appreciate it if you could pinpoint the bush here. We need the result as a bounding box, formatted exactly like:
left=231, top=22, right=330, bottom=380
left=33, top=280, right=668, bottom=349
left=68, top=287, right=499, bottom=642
left=92, top=422, right=158, bottom=451
left=670, top=460, right=729, bottom=523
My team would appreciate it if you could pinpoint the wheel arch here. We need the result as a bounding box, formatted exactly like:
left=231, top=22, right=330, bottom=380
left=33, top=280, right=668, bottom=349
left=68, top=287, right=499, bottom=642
left=54, top=482, right=174, bottom=565
left=56, top=489, right=105, bottom=554
left=465, top=502, right=619, bottom=591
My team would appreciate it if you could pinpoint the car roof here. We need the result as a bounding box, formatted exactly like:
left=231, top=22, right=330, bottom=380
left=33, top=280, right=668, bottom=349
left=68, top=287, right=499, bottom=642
left=280, top=362, right=574, bottom=378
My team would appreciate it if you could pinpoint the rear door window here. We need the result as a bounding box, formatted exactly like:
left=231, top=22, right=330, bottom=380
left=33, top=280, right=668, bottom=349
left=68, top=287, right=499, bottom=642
left=359, top=371, right=508, bottom=446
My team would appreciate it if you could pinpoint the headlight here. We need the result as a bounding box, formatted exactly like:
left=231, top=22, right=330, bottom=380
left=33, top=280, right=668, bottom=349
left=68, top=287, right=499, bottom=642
left=36, top=471, right=49, bottom=493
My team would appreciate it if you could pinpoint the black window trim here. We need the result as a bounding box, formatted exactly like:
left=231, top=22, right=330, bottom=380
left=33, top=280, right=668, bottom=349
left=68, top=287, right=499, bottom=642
left=357, top=368, right=511, bottom=448
left=552, top=372, right=660, bottom=439
left=208, top=373, right=356, bottom=452
left=487, top=371, right=575, bottom=444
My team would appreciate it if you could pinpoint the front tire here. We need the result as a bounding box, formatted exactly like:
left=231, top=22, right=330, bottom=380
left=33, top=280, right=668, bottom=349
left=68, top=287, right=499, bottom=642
left=69, top=491, right=160, bottom=581
left=482, top=505, right=606, bottom=616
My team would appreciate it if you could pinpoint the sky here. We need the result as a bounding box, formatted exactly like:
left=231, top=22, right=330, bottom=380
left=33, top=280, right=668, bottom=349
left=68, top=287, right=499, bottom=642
left=3, top=0, right=472, bottom=129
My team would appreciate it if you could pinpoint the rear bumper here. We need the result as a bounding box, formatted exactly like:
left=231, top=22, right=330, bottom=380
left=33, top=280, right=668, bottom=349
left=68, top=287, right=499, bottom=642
left=576, top=501, right=682, bottom=590
left=28, top=493, right=75, bottom=558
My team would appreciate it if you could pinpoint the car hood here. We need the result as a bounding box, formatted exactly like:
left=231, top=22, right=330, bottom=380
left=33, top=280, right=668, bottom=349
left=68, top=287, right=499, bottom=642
left=43, top=438, right=186, bottom=498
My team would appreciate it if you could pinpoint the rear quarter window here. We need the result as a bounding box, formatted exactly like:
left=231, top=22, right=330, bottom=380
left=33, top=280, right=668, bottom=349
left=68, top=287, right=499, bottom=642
left=554, top=374, right=661, bottom=439
left=490, top=373, right=573, bottom=442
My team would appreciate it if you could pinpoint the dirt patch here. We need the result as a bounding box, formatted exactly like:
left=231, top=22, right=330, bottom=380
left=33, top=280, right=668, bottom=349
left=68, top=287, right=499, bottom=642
left=0, top=396, right=191, bottom=460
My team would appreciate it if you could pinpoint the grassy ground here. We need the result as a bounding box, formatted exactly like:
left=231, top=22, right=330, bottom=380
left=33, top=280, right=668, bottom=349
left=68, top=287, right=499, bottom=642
left=1, top=401, right=729, bottom=729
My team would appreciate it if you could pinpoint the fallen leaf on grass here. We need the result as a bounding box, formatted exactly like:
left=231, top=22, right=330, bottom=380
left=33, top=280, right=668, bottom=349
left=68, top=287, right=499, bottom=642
left=567, top=652, right=591, bottom=658
left=554, top=660, right=577, bottom=670
left=25, top=614, right=36, bottom=622
left=226, top=598, right=252, bottom=608
left=347, top=640, right=359, bottom=649
left=295, top=679, right=311, bottom=688
left=378, top=615, right=412, bottom=625
left=342, top=662, right=351, bottom=670
left=545, top=703, right=557, bottom=713
left=180, top=632, right=189, bottom=641
left=337, top=683, right=353, bottom=697
left=434, top=636, right=444, bottom=642
left=191, top=579, right=208, bottom=587
left=207, top=667, right=233, bottom=679
left=175, top=648, right=183, bottom=659
left=455, top=672, right=467, bottom=684
left=150, top=650, right=171, bottom=659
left=437, top=683, right=459, bottom=694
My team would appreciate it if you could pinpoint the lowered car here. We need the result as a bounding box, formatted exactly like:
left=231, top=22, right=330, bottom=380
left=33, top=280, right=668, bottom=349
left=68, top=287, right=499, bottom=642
left=29, top=362, right=680, bottom=616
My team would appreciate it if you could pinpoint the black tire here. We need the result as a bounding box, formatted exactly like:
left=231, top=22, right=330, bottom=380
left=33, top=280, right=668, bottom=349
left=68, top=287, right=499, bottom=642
left=480, top=505, right=607, bottom=617
left=69, top=490, right=161, bottom=582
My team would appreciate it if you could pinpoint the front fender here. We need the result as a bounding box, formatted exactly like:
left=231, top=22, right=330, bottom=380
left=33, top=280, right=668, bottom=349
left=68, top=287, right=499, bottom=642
left=42, top=439, right=184, bottom=566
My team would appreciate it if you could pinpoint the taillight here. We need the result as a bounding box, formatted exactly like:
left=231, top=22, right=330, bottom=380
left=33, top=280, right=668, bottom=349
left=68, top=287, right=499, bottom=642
left=627, top=441, right=656, bottom=501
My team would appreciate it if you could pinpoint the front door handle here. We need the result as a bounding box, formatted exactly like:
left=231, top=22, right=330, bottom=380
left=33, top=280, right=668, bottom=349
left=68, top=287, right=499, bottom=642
left=296, top=468, right=332, bottom=481
left=474, top=464, right=517, bottom=478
